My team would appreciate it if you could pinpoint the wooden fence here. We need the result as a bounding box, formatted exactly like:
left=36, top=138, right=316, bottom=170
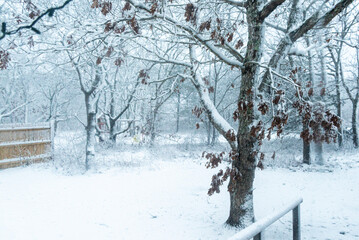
left=0, top=122, right=54, bottom=169
left=228, top=197, right=303, bottom=240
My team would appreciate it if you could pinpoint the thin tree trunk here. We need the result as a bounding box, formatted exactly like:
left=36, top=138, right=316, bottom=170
left=211, top=125, right=217, bottom=146
left=85, top=94, right=96, bottom=170
left=336, top=80, right=343, bottom=148
left=314, top=34, right=327, bottom=165
left=303, top=122, right=311, bottom=164
left=314, top=141, right=324, bottom=165
left=109, top=118, right=116, bottom=144
left=303, top=36, right=314, bottom=164
left=211, top=67, right=218, bottom=146
left=176, top=91, right=180, bottom=133
left=109, top=88, right=117, bottom=144
left=353, top=102, right=358, bottom=148
left=150, top=106, right=159, bottom=145
left=328, top=46, right=343, bottom=148
left=24, top=91, right=29, bottom=123
left=207, top=122, right=211, bottom=145
left=335, top=58, right=343, bottom=148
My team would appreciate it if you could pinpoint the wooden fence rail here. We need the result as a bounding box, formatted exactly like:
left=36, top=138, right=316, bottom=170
left=0, top=122, right=54, bottom=169
left=228, top=197, right=303, bottom=240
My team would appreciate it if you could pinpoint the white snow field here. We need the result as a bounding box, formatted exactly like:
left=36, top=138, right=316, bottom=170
left=0, top=133, right=358, bottom=240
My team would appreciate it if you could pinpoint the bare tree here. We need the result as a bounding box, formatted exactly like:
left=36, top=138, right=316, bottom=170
left=68, top=53, right=103, bottom=170
left=328, top=7, right=359, bottom=148
left=103, top=65, right=140, bottom=144
left=342, top=47, right=359, bottom=148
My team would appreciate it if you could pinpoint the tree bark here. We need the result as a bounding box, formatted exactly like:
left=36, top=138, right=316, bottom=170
left=226, top=1, right=263, bottom=228
left=150, top=106, right=159, bottom=145
left=211, top=124, right=217, bottom=146
left=303, top=122, right=311, bottom=164
left=314, top=34, right=327, bottom=165
left=207, top=122, right=211, bottom=145
left=176, top=91, right=180, bottom=133
left=109, top=83, right=116, bottom=144
left=109, top=117, right=116, bottom=144
left=353, top=102, right=358, bottom=148
left=85, top=94, right=96, bottom=170
left=336, top=72, right=343, bottom=148
left=211, top=67, right=218, bottom=146
left=304, top=36, right=314, bottom=164
left=314, top=142, right=324, bottom=165
left=328, top=46, right=344, bottom=148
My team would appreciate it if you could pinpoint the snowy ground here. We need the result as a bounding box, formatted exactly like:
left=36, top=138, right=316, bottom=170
left=0, top=132, right=359, bottom=240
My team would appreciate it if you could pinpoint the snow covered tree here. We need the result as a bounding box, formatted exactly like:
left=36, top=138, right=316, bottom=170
left=342, top=45, right=359, bottom=148
left=117, top=0, right=354, bottom=227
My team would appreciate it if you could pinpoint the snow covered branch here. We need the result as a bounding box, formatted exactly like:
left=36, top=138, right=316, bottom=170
left=289, top=0, right=354, bottom=43
left=0, top=0, right=74, bottom=41
left=259, top=0, right=287, bottom=21
left=260, top=0, right=355, bottom=93
left=0, top=101, right=32, bottom=122
left=126, top=0, right=243, bottom=69
left=189, top=46, right=237, bottom=150
left=222, top=0, right=247, bottom=8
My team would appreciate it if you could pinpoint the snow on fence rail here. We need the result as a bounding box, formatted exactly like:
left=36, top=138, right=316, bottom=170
left=228, top=197, right=303, bottom=240
left=0, top=122, right=54, bottom=169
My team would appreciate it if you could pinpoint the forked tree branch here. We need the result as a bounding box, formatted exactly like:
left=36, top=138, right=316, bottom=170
left=259, top=0, right=354, bottom=92
left=0, top=0, right=73, bottom=41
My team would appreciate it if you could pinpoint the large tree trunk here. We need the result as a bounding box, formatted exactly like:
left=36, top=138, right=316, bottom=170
left=85, top=94, right=96, bottom=170
left=226, top=1, right=263, bottom=227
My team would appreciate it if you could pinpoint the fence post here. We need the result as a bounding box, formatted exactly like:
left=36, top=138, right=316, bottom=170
left=254, top=232, right=261, bottom=240
left=293, top=205, right=301, bottom=240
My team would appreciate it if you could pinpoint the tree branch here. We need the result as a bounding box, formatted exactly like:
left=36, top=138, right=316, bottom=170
left=0, top=0, right=73, bottom=41
left=259, top=0, right=354, bottom=92
left=112, top=79, right=140, bottom=122
left=222, top=0, right=247, bottom=8
left=289, top=0, right=354, bottom=43
left=259, top=0, right=287, bottom=20
left=126, top=0, right=243, bottom=69
left=114, top=121, right=134, bottom=137
left=189, top=45, right=237, bottom=151
left=0, top=101, right=32, bottom=122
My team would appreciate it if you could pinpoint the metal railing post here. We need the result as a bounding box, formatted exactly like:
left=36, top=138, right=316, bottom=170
left=227, top=198, right=303, bottom=240
left=292, top=205, right=301, bottom=240
left=254, top=232, right=261, bottom=240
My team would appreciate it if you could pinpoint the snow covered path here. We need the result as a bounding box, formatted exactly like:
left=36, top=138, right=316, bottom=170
left=0, top=158, right=358, bottom=240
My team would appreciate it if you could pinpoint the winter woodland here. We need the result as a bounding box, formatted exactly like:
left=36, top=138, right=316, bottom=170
left=0, top=0, right=359, bottom=239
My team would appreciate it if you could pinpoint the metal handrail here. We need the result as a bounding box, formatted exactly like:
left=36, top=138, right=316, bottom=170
left=228, top=197, right=303, bottom=240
